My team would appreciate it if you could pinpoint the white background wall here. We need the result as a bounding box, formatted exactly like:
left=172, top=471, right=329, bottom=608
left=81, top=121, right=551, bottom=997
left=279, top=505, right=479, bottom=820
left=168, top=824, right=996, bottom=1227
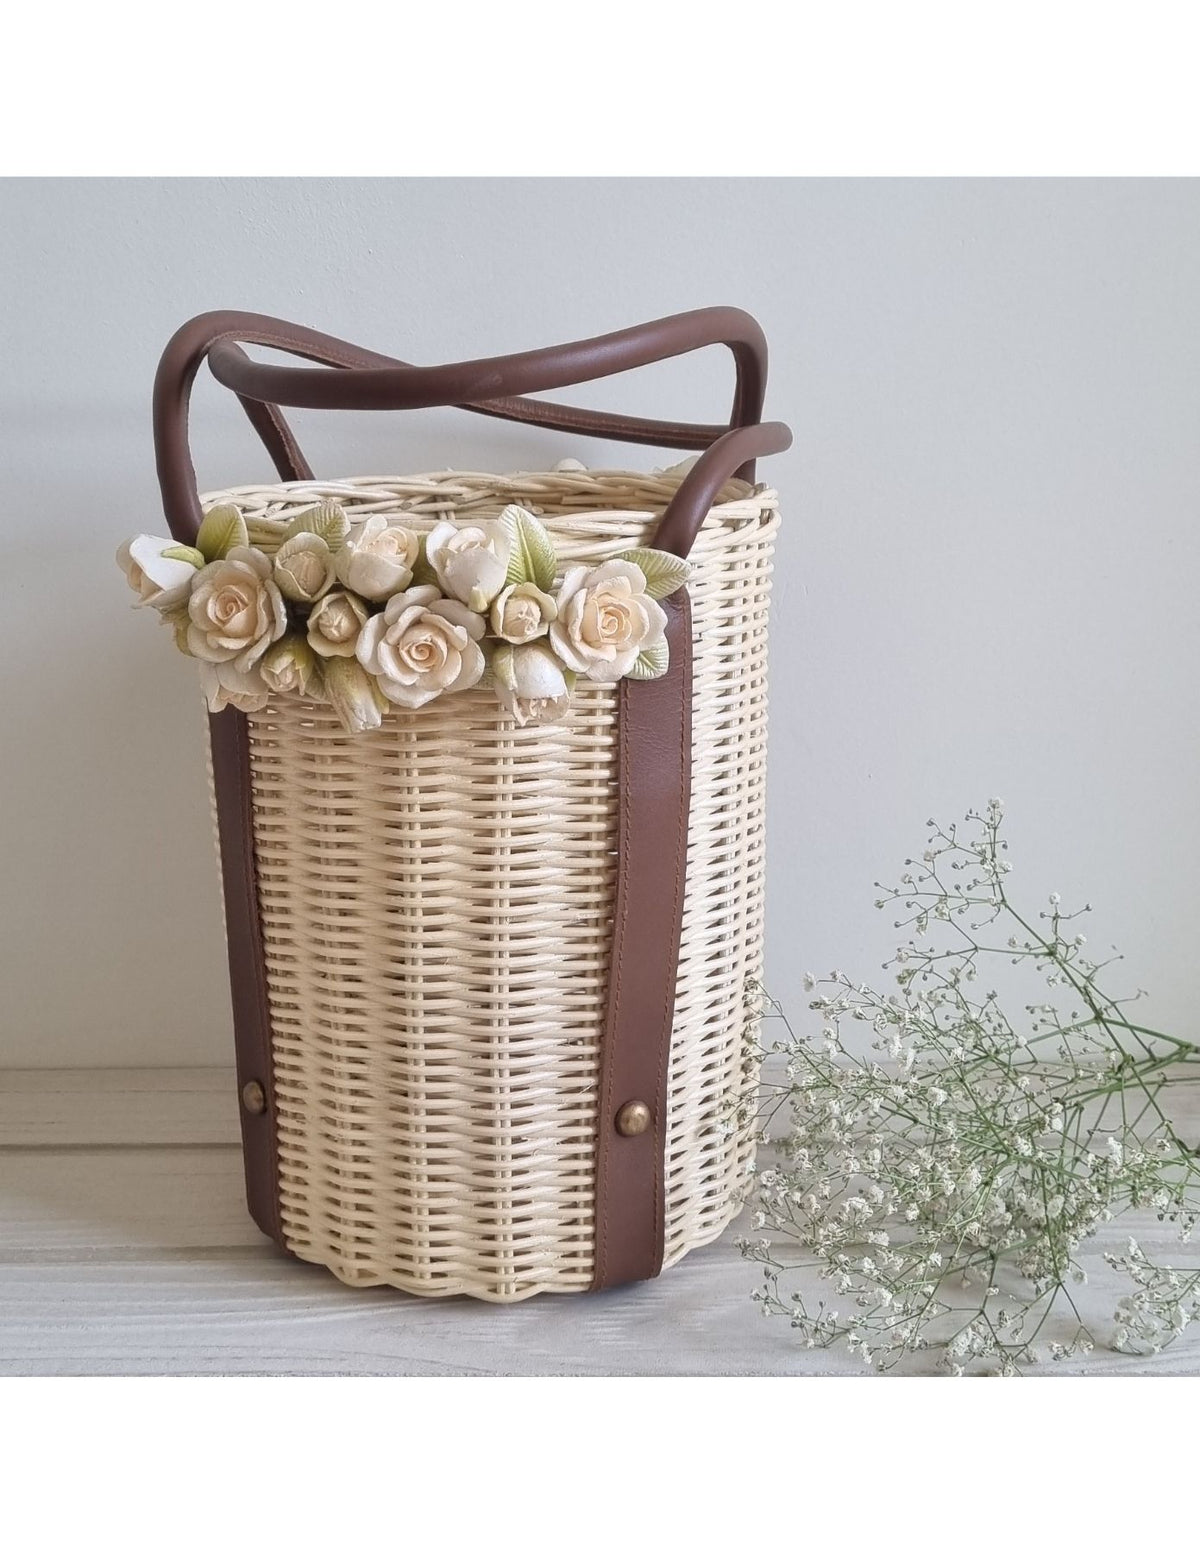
left=2, top=178, right=1197, bottom=1067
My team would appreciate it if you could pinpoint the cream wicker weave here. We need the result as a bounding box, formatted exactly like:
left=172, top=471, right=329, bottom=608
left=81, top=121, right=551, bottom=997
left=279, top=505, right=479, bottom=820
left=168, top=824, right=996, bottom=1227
left=202, top=467, right=779, bottom=1302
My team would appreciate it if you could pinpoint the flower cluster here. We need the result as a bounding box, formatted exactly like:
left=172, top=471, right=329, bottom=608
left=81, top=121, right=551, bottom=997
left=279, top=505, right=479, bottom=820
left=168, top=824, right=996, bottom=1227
left=739, top=802, right=1200, bottom=1374
left=118, top=501, right=690, bottom=733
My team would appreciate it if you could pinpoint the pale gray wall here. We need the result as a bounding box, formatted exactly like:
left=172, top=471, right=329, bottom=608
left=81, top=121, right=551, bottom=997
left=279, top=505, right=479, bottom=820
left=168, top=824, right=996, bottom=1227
left=2, top=178, right=1198, bottom=1067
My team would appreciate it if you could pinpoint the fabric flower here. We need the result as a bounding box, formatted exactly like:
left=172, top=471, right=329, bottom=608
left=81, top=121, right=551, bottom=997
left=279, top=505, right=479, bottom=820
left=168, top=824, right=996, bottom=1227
left=492, top=642, right=573, bottom=727
left=186, top=547, right=286, bottom=669
left=356, top=585, right=486, bottom=709
left=199, top=660, right=269, bottom=714
left=548, top=558, right=667, bottom=682
left=335, top=516, right=419, bottom=602
left=307, top=589, right=369, bottom=658
left=489, top=580, right=556, bottom=644
left=273, top=532, right=336, bottom=605
left=259, top=635, right=321, bottom=698
left=425, top=520, right=510, bottom=611
left=117, top=535, right=199, bottom=612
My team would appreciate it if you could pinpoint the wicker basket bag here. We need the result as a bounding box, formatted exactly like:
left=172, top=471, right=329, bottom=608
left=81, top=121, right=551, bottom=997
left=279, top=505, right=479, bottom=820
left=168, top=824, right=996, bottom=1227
left=150, top=308, right=791, bottom=1301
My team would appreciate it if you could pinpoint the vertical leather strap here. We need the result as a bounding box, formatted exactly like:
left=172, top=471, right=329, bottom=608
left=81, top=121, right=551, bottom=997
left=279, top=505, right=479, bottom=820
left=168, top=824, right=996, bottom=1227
left=208, top=707, right=284, bottom=1248
left=591, top=591, right=693, bottom=1289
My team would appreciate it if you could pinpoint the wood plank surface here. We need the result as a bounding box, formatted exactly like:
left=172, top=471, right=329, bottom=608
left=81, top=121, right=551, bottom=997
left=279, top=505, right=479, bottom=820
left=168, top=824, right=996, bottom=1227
left=0, top=1068, right=239, bottom=1147
left=1, top=1070, right=1197, bottom=1376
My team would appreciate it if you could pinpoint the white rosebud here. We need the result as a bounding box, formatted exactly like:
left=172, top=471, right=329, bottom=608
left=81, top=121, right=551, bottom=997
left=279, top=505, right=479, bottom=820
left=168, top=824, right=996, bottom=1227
left=492, top=642, right=573, bottom=727
left=323, top=656, right=387, bottom=734
left=356, top=585, right=486, bottom=709
left=117, top=534, right=201, bottom=611
left=424, top=519, right=510, bottom=611
left=273, top=532, right=336, bottom=604
left=259, top=635, right=321, bottom=698
left=489, top=580, right=557, bottom=644
left=549, top=558, right=667, bottom=682
left=186, top=547, right=286, bottom=669
left=335, top=517, right=419, bottom=602
left=307, top=589, right=370, bottom=659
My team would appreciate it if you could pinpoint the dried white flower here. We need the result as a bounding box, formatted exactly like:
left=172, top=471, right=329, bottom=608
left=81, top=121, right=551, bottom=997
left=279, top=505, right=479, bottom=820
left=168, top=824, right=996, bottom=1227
left=741, top=804, right=1200, bottom=1375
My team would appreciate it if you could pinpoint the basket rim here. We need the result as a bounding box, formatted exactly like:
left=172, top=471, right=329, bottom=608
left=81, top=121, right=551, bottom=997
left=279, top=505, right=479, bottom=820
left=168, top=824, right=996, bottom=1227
left=198, top=467, right=780, bottom=527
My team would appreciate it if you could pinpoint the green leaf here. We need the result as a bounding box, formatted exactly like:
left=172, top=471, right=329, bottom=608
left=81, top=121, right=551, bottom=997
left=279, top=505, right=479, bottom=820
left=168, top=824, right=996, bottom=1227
left=409, top=534, right=439, bottom=588
left=160, top=606, right=192, bottom=655
left=617, top=547, right=692, bottom=601
left=500, top=504, right=556, bottom=592
left=561, top=668, right=577, bottom=694
left=323, top=656, right=386, bottom=735
left=491, top=643, right=517, bottom=691
left=283, top=500, right=349, bottom=552
left=195, top=503, right=248, bottom=562
left=160, top=544, right=205, bottom=568
left=625, top=641, right=669, bottom=681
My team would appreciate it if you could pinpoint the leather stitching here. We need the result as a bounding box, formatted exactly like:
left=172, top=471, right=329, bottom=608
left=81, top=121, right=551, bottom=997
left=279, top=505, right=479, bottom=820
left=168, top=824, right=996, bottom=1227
left=236, top=711, right=283, bottom=1243
left=595, top=677, right=631, bottom=1290
left=591, top=592, right=691, bottom=1291
left=218, top=708, right=284, bottom=1246
left=655, top=595, right=690, bottom=1275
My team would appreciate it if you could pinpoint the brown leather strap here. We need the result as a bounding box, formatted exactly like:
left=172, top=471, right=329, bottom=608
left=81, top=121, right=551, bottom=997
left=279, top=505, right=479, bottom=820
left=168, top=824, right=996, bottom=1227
left=592, top=592, right=692, bottom=1288
left=153, top=308, right=789, bottom=1278
left=207, top=708, right=283, bottom=1246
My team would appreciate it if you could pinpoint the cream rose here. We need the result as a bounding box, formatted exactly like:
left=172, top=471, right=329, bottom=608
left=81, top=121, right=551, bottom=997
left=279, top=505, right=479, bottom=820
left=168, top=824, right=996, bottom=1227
left=425, top=520, right=510, bottom=611
left=117, top=534, right=200, bottom=611
left=307, top=589, right=369, bottom=658
left=356, top=585, right=486, bottom=709
left=273, top=532, right=336, bottom=605
left=199, top=661, right=269, bottom=714
left=489, top=581, right=556, bottom=645
left=492, top=642, right=573, bottom=727
left=335, top=517, right=419, bottom=602
left=186, top=547, right=286, bottom=669
left=548, top=558, right=667, bottom=682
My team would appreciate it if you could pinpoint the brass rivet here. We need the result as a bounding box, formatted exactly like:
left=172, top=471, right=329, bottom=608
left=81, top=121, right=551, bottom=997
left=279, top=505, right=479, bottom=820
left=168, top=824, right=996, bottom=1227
left=241, top=1079, right=267, bottom=1116
left=615, top=1099, right=652, bottom=1137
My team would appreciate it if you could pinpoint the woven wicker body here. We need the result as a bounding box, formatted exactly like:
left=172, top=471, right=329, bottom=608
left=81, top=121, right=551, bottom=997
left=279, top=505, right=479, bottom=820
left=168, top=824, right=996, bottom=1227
left=203, top=468, right=778, bottom=1301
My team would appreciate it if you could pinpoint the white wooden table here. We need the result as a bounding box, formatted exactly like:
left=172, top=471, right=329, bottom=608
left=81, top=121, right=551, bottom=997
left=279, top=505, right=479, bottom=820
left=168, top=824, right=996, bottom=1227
left=2, top=1069, right=1196, bottom=1376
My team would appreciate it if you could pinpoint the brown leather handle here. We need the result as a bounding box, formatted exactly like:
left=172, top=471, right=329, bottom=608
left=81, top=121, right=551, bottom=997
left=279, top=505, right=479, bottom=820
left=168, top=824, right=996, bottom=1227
left=153, top=307, right=790, bottom=555
left=654, top=421, right=792, bottom=557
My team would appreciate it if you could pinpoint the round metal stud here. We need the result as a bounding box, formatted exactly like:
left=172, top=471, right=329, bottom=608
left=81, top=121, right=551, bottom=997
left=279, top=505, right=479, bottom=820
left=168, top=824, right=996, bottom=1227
left=241, top=1079, right=267, bottom=1116
left=615, top=1099, right=652, bottom=1137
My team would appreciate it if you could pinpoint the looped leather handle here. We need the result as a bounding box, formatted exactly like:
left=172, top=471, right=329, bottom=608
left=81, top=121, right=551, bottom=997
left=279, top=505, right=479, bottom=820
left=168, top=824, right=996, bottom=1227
left=153, top=307, right=791, bottom=556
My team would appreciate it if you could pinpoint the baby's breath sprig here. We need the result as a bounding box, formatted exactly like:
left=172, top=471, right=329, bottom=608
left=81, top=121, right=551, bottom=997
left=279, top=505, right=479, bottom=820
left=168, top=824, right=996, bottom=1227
left=739, top=801, right=1200, bottom=1374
